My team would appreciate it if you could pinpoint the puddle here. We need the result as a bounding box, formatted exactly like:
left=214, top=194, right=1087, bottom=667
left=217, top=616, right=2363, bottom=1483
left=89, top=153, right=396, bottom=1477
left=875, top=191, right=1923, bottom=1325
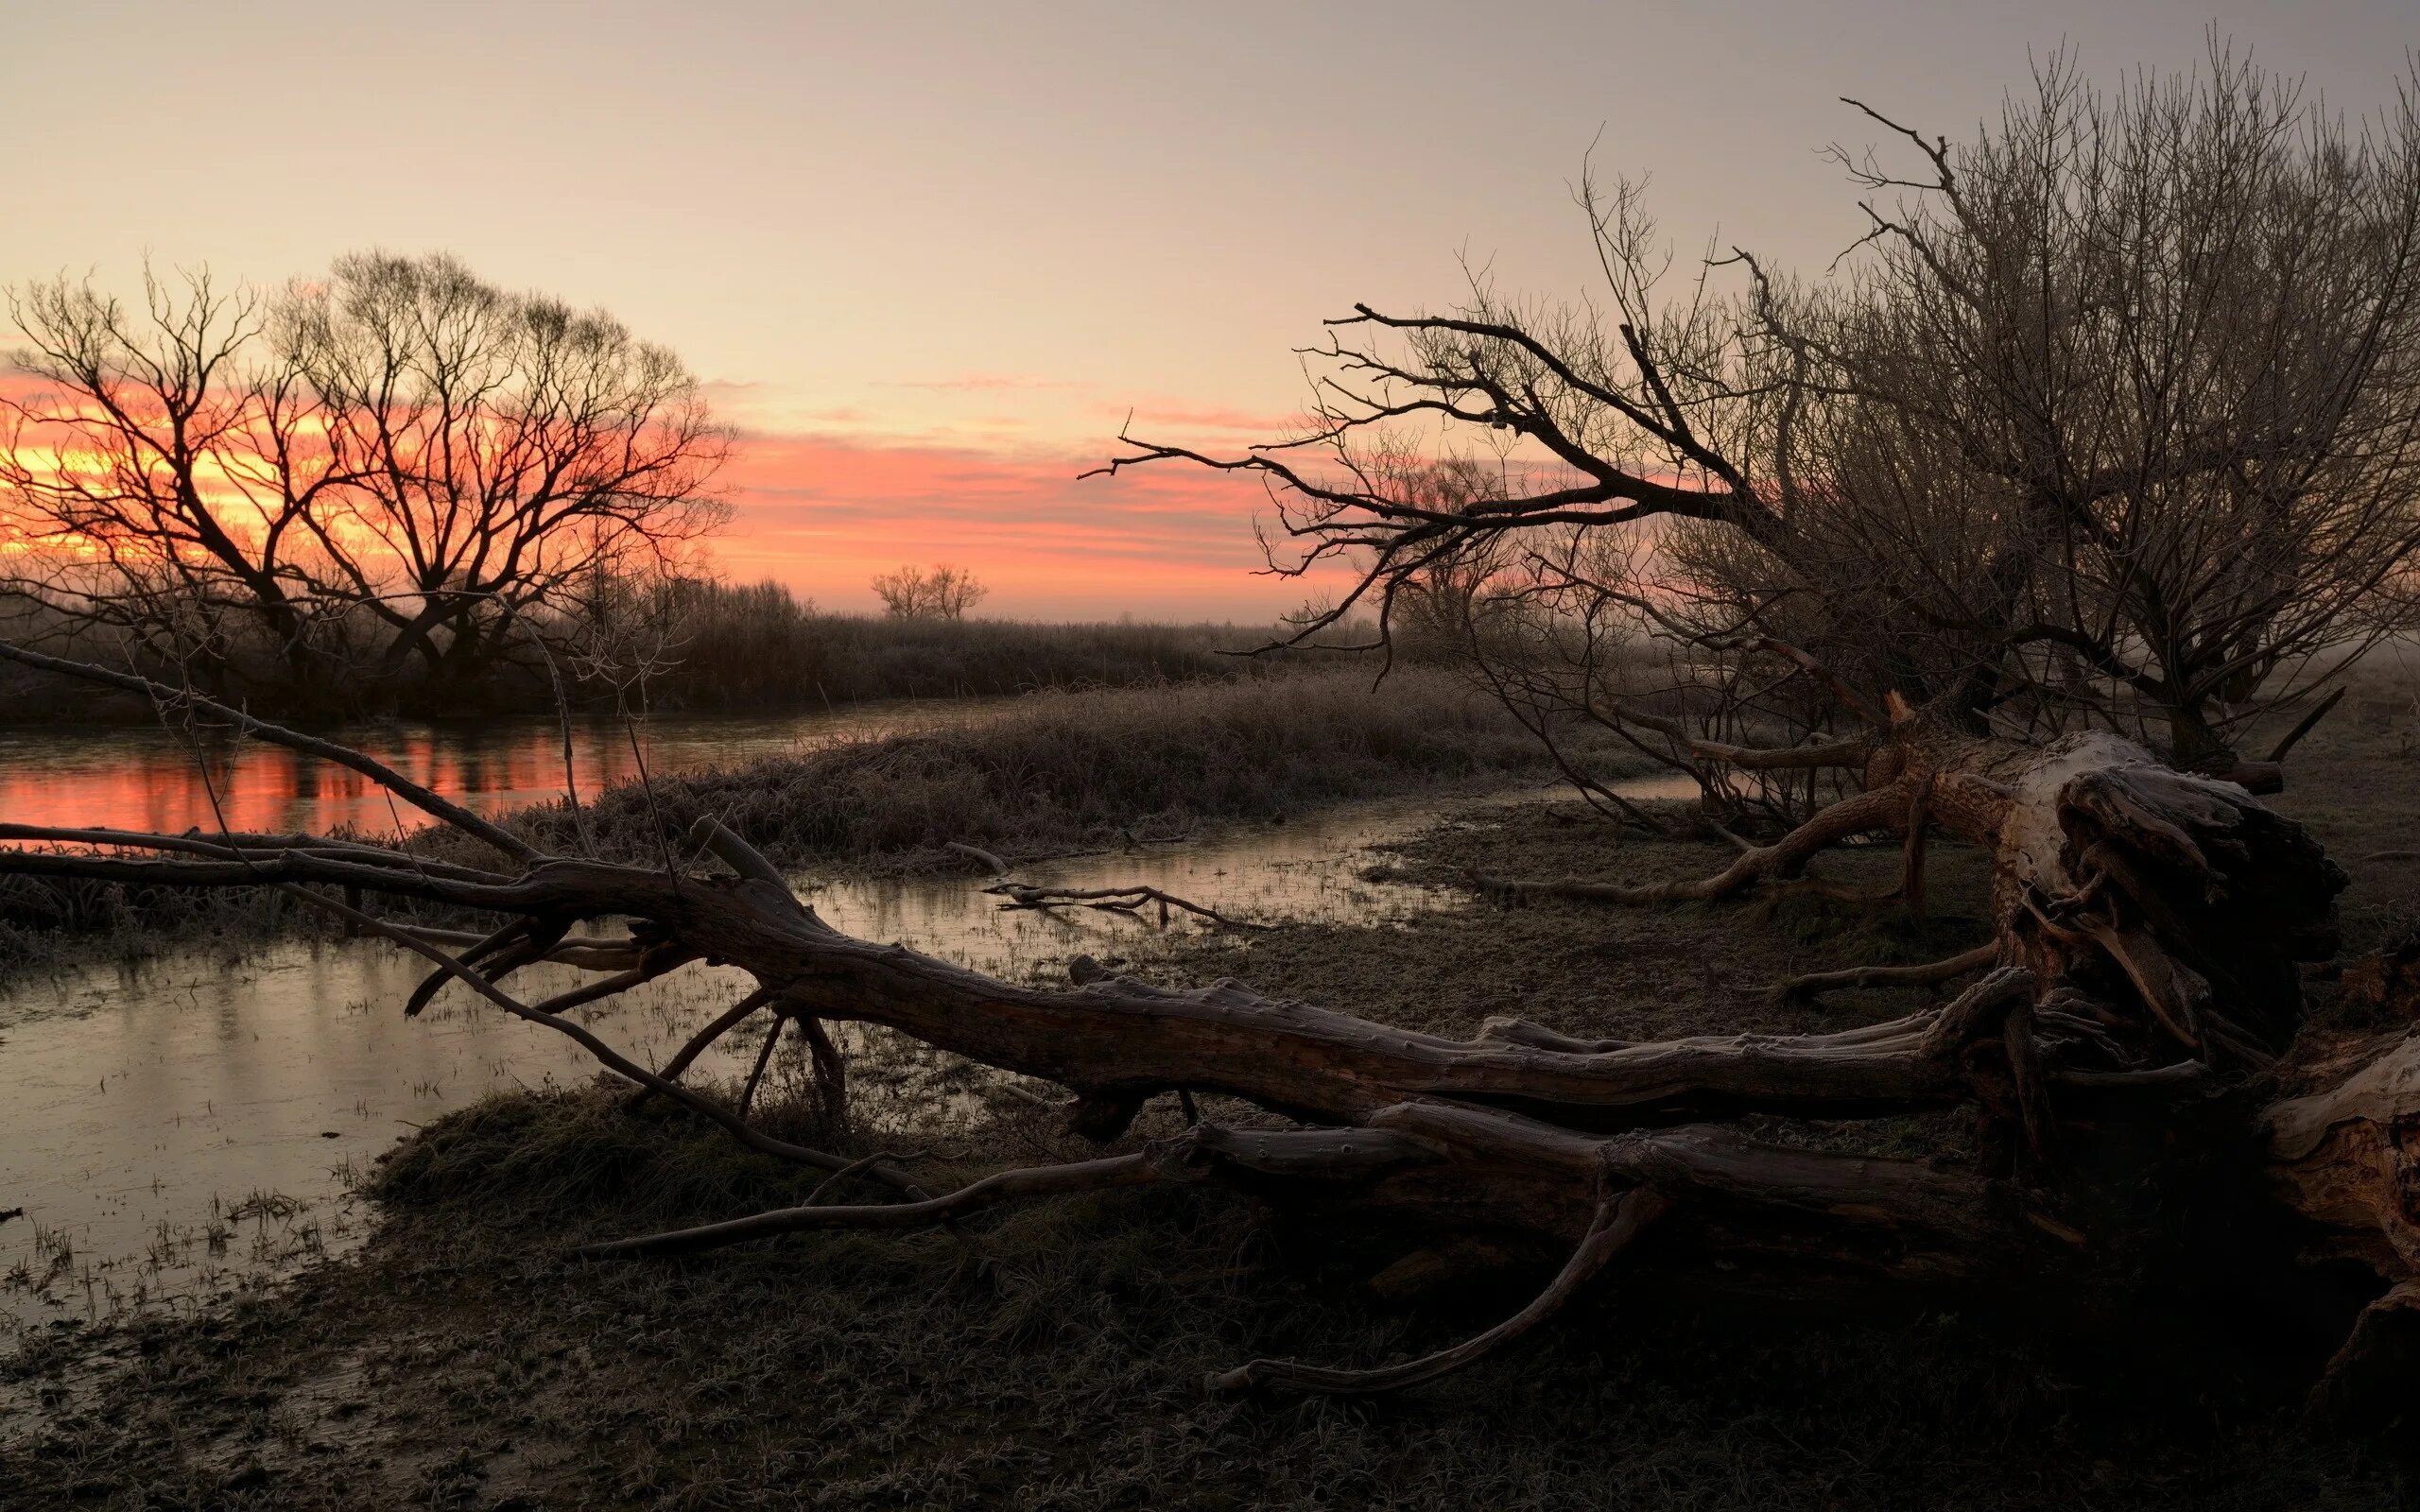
left=0, top=773, right=1694, bottom=1331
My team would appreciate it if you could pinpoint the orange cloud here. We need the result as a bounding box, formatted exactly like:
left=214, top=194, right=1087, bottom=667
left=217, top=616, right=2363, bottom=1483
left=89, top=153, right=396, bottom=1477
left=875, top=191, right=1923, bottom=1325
left=711, top=428, right=1351, bottom=621
left=0, top=365, right=1351, bottom=623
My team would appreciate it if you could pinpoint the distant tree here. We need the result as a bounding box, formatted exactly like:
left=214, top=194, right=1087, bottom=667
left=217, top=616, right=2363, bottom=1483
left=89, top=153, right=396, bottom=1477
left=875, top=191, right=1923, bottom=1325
left=0, top=254, right=731, bottom=711
left=280, top=252, right=731, bottom=696
left=872, top=563, right=988, bottom=620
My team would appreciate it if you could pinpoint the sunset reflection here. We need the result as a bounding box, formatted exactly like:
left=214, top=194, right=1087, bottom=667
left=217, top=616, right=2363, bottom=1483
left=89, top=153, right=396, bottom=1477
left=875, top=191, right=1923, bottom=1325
left=0, top=706, right=961, bottom=841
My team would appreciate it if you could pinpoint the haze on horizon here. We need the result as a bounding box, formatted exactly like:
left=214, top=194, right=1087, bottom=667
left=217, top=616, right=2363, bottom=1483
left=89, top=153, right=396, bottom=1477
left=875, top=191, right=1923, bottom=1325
left=7, top=0, right=2414, bottom=619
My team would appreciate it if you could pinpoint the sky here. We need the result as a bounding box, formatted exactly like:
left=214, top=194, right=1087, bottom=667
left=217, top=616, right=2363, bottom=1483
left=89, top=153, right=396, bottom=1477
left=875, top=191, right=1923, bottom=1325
left=7, top=1, right=2416, bottom=619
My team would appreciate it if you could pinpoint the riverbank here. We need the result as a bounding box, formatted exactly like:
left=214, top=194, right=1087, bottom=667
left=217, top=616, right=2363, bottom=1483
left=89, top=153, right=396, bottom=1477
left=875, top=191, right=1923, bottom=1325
left=7, top=690, right=2417, bottom=1508
left=6, top=779, right=2415, bottom=1508
left=0, top=595, right=1275, bottom=725
left=0, top=667, right=1612, bottom=974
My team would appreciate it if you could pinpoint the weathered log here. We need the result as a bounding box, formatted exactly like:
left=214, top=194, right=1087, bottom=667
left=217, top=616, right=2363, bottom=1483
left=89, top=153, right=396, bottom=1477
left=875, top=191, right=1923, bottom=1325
left=2257, top=937, right=2420, bottom=1430
left=0, top=642, right=2401, bottom=1415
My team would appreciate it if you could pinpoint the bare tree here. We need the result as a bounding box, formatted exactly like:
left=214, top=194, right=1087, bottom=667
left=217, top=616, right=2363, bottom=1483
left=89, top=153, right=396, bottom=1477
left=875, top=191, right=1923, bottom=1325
left=871, top=562, right=988, bottom=620
left=1793, top=44, right=2420, bottom=767
left=1098, top=50, right=2420, bottom=805
left=0, top=266, right=356, bottom=702
left=0, top=253, right=732, bottom=710
left=279, top=252, right=731, bottom=695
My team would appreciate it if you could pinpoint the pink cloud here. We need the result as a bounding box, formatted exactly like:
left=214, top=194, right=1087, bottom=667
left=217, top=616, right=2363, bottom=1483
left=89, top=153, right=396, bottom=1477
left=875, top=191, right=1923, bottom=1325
left=882, top=373, right=1095, bottom=393
left=1104, top=401, right=1305, bottom=435
left=711, top=429, right=1350, bottom=619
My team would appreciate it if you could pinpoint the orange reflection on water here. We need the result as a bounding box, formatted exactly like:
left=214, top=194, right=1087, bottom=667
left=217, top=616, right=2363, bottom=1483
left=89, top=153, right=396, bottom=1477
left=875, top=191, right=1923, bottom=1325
left=0, top=707, right=965, bottom=843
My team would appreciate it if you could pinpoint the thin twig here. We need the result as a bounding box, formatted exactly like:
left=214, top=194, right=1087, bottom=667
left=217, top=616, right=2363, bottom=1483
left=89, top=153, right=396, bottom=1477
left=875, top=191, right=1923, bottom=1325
left=1208, top=1189, right=1669, bottom=1395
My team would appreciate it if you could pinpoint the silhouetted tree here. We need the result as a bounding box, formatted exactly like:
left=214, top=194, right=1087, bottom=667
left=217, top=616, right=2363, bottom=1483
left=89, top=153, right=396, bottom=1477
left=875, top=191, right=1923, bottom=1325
left=0, top=254, right=731, bottom=711
left=872, top=562, right=988, bottom=620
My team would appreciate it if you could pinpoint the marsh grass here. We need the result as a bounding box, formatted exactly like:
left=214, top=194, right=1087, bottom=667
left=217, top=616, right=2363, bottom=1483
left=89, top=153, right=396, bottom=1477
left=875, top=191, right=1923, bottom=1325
left=527, top=666, right=1590, bottom=871
left=0, top=666, right=1600, bottom=972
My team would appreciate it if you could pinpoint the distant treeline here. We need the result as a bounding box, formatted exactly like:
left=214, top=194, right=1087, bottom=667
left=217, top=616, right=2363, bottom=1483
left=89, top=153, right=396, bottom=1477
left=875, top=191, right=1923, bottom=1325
left=638, top=580, right=1262, bottom=709
left=0, top=580, right=1357, bottom=724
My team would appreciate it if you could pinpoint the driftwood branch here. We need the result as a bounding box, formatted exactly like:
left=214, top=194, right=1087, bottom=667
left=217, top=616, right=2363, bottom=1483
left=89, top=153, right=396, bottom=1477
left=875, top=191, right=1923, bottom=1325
left=1772, top=944, right=1998, bottom=1004
left=983, top=881, right=1270, bottom=931
left=4, top=645, right=2407, bottom=1418
left=1207, top=1187, right=1670, bottom=1395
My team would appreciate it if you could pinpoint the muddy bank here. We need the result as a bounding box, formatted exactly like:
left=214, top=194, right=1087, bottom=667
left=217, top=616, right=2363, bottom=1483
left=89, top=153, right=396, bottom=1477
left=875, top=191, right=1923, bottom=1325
left=8, top=780, right=2419, bottom=1508
left=2, top=1097, right=2394, bottom=1511
left=0, top=667, right=1624, bottom=977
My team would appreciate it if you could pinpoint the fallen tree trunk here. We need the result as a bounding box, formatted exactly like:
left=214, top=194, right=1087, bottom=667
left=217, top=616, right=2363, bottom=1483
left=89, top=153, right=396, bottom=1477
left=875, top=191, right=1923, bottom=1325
left=0, top=643, right=2407, bottom=1425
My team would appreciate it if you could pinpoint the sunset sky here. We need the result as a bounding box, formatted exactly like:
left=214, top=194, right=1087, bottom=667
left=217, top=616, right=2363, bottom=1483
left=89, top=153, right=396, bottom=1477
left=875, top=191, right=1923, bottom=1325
left=8, top=1, right=2415, bottom=619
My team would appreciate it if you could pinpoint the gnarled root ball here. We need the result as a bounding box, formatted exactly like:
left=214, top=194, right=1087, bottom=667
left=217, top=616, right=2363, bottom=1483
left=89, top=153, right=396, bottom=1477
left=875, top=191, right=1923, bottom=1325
left=2264, top=933, right=2420, bottom=1435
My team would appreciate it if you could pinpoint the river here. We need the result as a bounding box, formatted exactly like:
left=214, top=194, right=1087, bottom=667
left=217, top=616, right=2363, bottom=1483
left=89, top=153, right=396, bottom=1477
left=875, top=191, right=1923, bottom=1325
left=0, top=703, right=983, bottom=839
left=0, top=709, right=1689, bottom=1330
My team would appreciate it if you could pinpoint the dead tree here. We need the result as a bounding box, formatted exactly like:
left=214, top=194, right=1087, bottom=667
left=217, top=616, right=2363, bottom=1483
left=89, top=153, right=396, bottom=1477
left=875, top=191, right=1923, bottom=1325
left=0, top=640, right=2411, bottom=1426
left=1090, top=52, right=2420, bottom=818
left=2, top=253, right=731, bottom=712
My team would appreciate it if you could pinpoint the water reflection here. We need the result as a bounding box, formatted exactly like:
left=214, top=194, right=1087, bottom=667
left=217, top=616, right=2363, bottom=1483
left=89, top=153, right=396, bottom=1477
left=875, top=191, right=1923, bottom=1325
left=0, top=767, right=1703, bottom=1330
left=0, top=786, right=1530, bottom=1328
left=0, top=703, right=980, bottom=839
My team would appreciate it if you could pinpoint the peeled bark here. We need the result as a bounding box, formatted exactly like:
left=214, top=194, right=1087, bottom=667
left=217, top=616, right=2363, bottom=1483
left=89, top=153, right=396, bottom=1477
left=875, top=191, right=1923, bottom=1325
left=2261, top=939, right=2420, bottom=1429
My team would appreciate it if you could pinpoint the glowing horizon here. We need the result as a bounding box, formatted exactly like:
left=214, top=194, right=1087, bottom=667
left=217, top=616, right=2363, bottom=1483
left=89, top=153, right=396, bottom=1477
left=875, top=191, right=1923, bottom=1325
left=7, top=3, right=2415, bottom=620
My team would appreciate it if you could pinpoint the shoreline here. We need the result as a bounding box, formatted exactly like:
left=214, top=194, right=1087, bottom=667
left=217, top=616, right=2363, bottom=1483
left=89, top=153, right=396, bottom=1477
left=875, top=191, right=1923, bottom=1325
left=6, top=784, right=2412, bottom=1508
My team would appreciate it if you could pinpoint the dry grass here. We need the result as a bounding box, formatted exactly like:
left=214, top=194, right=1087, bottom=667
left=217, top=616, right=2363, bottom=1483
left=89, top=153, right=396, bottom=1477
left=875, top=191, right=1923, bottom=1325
left=530, top=665, right=1595, bottom=872
left=0, top=666, right=1601, bottom=974
left=4, top=664, right=2419, bottom=1508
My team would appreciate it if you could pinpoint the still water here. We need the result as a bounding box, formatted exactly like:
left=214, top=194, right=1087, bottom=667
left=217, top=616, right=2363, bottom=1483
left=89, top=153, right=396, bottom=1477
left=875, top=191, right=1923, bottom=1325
left=0, top=758, right=1625, bottom=1328
left=0, top=703, right=981, bottom=839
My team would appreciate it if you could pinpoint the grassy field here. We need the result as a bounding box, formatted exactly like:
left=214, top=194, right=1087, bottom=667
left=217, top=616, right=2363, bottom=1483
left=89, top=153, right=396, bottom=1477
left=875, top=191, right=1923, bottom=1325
left=3, top=676, right=2418, bottom=1508
left=0, top=585, right=1301, bottom=722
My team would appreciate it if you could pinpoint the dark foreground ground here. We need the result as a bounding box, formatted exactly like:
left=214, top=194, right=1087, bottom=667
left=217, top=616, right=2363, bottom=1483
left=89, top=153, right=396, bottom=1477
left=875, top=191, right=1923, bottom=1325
left=4, top=699, right=2420, bottom=1509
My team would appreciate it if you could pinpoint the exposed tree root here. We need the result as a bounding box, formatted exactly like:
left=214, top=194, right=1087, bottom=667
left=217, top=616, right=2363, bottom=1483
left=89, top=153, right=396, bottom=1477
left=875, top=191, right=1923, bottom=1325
left=1771, top=944, right=1999, bottom=1004
left=1, top=644, right=2406, bottom=1418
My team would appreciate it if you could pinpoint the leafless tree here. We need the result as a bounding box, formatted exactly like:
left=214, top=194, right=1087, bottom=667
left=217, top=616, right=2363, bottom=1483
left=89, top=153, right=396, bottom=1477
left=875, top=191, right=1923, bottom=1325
left=1788, top=43, right=2420, bottom=767
left=0, top=266, right=357, bottom=699
left=1096, top=49, right=2420, bottom=816
left=871, top=562, right=989, bottom=620
left=0, top=253, right=732, bottom=710
left=278, top=252, right=731, bottom=695
left=0, top=628, right=2411, bottom=1426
